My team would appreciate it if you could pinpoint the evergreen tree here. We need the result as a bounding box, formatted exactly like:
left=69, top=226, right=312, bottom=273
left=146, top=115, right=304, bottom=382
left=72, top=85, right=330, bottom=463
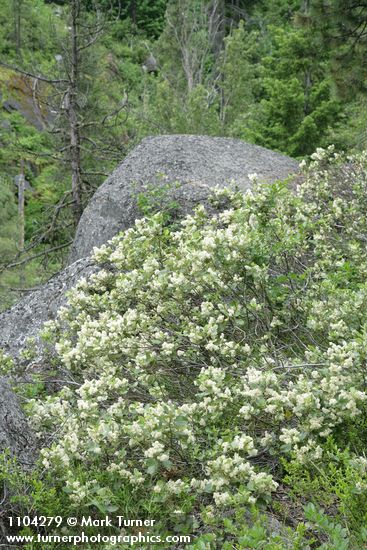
left=233, top=24, right=340, bottom=157
left=218, top=21, right=261, bottom=131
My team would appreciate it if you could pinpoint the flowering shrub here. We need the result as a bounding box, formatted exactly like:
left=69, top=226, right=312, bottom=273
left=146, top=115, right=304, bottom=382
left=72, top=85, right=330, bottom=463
left=26, top=147, right=367, bottom=544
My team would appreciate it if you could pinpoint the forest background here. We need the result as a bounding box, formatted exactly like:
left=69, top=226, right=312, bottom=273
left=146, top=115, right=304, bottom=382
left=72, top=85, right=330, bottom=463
left=0, top=0, right=366, bottom=310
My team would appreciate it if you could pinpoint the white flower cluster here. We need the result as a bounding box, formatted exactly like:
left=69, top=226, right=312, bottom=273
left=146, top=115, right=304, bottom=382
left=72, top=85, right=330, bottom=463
left=29, top=149, right=367, bottom=515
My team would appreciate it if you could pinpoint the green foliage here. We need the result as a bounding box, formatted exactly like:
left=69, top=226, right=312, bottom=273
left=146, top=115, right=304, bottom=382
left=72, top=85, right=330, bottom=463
left=0, top=348, right=14, bottom=376
left=189, top=505, right=310, bottom=549
left=326, top=93, right=367, bottom=151
left=119, top=0, right=168, bottom=38
left=145, top=79, right=220, bottom=135
left=303, top=504, right=350, bottom=550
left=135, top=180, right=180, bottom=223
left=219, top=21, right=260, bottom=130
left=283, top=439, right=367, bottom=545
left=312, top=0, right=367, bottom=99
left=0, top=178, right=21, bottom=308
left=0, top=178, right=18, bottom=259
left=233, top=26, right=340, bottom=157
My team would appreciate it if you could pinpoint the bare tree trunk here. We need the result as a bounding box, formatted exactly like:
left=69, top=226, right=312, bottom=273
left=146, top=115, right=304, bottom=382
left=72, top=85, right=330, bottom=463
left=18, top=161, right=25, bottom=286
left=213, top=0, right=226, bottom=54
left=167, top=0, right=224, bottom=93
left=302, top=0, right=310, bottom=13
left=69, top=0, right=83, bottom=225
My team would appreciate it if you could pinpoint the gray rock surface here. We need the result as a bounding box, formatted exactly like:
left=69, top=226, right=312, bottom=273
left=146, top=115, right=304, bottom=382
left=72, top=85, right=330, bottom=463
left=69, top=135, right=299, bottom=263
left=0, top=377, right=36, bottom=466
left=0, top=78, right=52, bottom=132
left=0, top=257, right=98, bottom=360
left=0, top=136, right=298, bottom=361
left=0, top=377, right=36, bottom=543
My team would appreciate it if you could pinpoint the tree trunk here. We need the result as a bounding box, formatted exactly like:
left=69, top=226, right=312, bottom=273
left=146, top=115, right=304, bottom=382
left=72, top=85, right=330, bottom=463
left=18, top=161, right=25, bottom=287
left=130, top=0, right=137, bottom=27
left=69, top=0, right=83, bottom=225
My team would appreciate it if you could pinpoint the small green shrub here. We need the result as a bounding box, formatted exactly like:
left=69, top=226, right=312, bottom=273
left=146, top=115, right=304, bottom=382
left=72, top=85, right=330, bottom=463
left=134, top=179, right=181, bottom=224
left=283, top=439, right=367, bottom=545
